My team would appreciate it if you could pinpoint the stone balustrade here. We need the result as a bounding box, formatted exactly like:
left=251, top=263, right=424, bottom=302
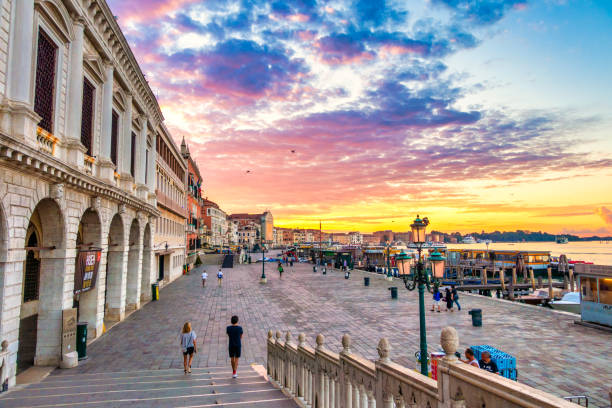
left=267, top=326, right=580, bottom=408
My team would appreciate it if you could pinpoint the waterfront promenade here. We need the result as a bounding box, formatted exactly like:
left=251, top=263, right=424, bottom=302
left=9, top=262, right=612, bottom=407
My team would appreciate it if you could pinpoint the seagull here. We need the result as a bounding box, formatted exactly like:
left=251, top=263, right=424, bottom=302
left=291, top=150, right=296, bottom=153
left=246, top=170, right=251, bottom=174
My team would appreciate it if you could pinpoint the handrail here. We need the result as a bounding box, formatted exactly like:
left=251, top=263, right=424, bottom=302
left=267, top=327, right=582, bottom=408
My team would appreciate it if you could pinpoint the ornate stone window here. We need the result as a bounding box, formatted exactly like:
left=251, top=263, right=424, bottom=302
left=81, top=78, right=95, bottom=156
left=34, top=29, right=58, bottom=133
left=111, top=110, right=119, bottom=166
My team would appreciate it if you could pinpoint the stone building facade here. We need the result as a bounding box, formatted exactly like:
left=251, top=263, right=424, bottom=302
left=154, top=125, right=186, bottom=283
left=202, top=199, right=227, bottom=248
left=0, top=0, right=173, bottom=385
left=181, top=138, right=203, bottom=265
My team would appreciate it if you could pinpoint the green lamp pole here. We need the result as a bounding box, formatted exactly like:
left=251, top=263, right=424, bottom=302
left=260, top=216, right=266, bottom=284
left=399, top=215, right=446, bottom=376
left=386, top=240, right=392, bottom=280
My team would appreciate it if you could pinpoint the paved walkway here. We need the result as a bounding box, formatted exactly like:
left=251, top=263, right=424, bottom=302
left=19, top=262, right=612, bottom=406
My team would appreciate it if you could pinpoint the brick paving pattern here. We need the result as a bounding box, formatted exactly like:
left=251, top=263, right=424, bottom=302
left=17, top=262, right=612, bottom=407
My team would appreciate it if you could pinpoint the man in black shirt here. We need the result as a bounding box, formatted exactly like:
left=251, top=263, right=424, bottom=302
left=227, top=315, right=243, bottom=378
left=479, top=351, right=499, bottom=374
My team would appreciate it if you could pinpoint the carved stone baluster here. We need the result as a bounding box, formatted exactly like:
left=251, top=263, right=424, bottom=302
left=276, top=331, right=283, bottom=386
left=345, top=378, right=353, bottom=408
left=382, top=393, right=394, bottom=408
left=329, top=376, right=335, bottom=408
left=267, top=331, right=274, bottom=378
left=324, top=373, right=330, bottom=408
left=360, top=385, right=369, bottom=407
left=367, top=391, right=376, bottom=408
left=353, top=382, right=361, bottom=408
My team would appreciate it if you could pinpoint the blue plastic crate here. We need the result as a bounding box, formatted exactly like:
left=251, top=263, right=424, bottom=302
left=470, top=345, right=517, bottom=381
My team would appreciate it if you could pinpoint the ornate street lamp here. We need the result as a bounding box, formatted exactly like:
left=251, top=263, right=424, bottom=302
left=399, top=215, right=445, bottom=377
left=396, top=249, right=412, bottom=277
left=260, top=216, right=266, bottom=284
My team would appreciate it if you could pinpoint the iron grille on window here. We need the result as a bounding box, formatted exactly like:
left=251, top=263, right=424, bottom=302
left=130, top=132, right=136, bottom=176
left=110, top=110, right=119, bottom=166
left=23, top=251, right=40, bottom=302
left=81, top=78, right=95, bottom=155
left=34, top=30, right=57, bottom=133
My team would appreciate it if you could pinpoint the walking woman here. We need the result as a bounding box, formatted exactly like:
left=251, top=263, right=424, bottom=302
left=445, top=287, right=454, bottom=312
left=180, top=322, right=197, bottom=373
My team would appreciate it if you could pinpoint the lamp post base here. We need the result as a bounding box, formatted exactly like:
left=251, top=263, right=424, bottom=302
left=260, top=277, right=267, bottom=284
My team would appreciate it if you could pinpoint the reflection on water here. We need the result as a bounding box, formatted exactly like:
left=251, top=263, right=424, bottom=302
left=446, top=241, right=612, bottom=266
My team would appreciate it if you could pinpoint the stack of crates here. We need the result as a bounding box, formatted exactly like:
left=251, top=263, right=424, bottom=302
left=470, top=345, right=517, bottom=381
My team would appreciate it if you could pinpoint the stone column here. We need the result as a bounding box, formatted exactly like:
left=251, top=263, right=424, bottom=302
left=147, top=131, right=157, bottom=202
left=98, top=61, right=115, bottom=182
left=136, top=117, right=148, bottom=199
left=65, top=16, right=85, bottom=155
left=1, top=0, right=40, bottom=143
left=119, top=93, right=134, bottom=189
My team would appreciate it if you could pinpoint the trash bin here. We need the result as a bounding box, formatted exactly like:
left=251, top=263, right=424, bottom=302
left=364, top=277, right=370, bottom=286
left=389, top=287, right=398, bottom=299
left=151, top=282, right=159, bottom=301
left=468, top=309, right=482, bottom=327
left=344, top=271, right=350, bottom=279
left=76, top=322, right=88, bottom=360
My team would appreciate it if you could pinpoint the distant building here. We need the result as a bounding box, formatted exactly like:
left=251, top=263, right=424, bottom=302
left=202, top=199, right=227, bottom=247
left=229, top=211, right=274, bottom=243
left=348, top=231, right=363, bottom=245
left=362, top=234, right=380, bottom=245
left=374, top=230, right=394, bottom=244
left=181, top=138, right=204, bottom=265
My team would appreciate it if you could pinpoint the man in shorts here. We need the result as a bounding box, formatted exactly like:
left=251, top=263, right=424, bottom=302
left=217, top=269, right=223, bottom=286
left=202, top=270, right=208, bottom=287
left=226, top=315, right=243, bottom=378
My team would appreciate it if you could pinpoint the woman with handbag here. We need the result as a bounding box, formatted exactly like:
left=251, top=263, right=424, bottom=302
left=180, top=322, right=197, bottom=373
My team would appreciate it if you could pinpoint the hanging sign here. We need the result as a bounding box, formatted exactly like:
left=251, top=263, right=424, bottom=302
left=74, top=250, right=101, bottom=294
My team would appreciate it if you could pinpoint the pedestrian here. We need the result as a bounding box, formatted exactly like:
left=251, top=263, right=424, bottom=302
left=226, top=315, right=243, bottom=378
left=445, top=287, right=453, bottom=312
left=313, top=265, right=317, bottom=273
left=479, top=351, right=499, bottom=374
left=202, top=270, right=208, bottom=287
left=431, top=286, right=441, bottom=312
left=180, top=322, right=197, bottom=374
left=451, top=285, right=461, bottom=311
left=461, top=348, right=479, bottom=368
left=289, top=258, right=294, bottom=267
left=278, top=262, right=284, bottom=279
left=217, top=268, right=223, bottom=286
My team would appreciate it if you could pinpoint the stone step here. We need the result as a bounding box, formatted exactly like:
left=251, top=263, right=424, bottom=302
left=27, top=370, right=261, bottom=388
left=0, top=366, right=298, bottom=407
left=4, top=379, right=274, bottom=398
left=0, top=386, right=287, bottom=407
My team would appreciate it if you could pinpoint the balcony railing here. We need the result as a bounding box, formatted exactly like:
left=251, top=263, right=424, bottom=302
left=36, top=127, right=57, bottom=155
left=155, top=189, right=186, bottom=218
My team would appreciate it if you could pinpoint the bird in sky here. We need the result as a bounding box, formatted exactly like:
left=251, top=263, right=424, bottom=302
left=291, top=150, right=296, bottom=153
left=246, top=170, right=251, bottom=174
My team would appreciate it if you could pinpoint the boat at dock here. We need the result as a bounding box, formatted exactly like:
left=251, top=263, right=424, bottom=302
left=549, top=291, right=580, bottom=314
left=556, top=236, right=569, bottom=244
left=462, top=236, right=477, bottom=244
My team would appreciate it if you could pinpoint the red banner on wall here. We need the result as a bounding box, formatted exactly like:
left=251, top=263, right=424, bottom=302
left=74, top=250, right=101, bottom=295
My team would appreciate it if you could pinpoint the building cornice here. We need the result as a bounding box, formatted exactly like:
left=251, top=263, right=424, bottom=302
left=0, top=134, right=159, bottom=217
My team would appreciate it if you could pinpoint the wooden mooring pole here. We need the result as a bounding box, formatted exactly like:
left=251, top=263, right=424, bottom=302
left=529, top=269, right=536, bottom=291
left=500, top=268, right=506, bottom=292
left=569, top=268, right=575, bottom=292
left=547, top=267, right=554, bottom=299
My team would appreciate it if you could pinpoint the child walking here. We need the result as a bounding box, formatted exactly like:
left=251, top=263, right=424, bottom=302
left=217, top=268, right=223, bottom=286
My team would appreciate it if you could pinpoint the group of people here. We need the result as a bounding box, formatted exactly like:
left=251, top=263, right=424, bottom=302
left=461, top=348, right=500, bottom=374
left=431, top=285, right=461, bottom=312
left=201, top=268, right=225, bottom=287
left=180, top=315, right=243, bottom=378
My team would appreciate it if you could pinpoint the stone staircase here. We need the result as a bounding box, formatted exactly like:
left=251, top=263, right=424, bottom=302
left=0, top=365, right=297, bottom=407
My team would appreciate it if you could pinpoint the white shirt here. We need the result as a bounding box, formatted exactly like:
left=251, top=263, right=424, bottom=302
left=180, top=331, right=196, bottom=349
left=217, top=271, right=223, bottom=278
left=202, top=272, right=208, bottom=279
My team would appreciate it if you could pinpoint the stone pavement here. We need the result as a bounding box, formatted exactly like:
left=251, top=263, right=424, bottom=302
left=8, top=262, right=612, bottom=407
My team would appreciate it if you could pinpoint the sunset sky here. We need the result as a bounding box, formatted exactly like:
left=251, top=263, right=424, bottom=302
left=108, top=0, right=612, bottom=235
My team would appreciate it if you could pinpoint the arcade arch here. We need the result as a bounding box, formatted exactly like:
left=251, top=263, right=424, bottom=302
left=140, top=223, right=152, bottom=303
left=125, top=219, right=141, bottom=311
left=105, top=214, right=125, bottom=323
